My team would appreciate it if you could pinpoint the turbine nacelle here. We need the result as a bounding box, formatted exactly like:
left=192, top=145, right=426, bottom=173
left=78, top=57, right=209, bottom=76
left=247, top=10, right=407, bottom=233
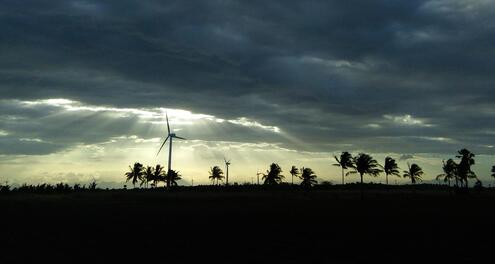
left=157, top=113, right=186, bottom=156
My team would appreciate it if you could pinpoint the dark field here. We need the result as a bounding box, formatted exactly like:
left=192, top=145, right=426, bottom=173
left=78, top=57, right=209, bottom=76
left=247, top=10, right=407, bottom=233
left=1, top=187, right=494, bottom=263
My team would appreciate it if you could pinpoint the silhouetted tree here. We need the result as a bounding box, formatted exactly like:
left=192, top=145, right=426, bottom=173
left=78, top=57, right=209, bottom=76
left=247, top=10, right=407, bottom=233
left=167, top=170, right=182, bottom=186
left=384, top=157, right=400, bottom=185
left=333, top=152, right=354, bottom=185
left=152, top=164, right=166, bottom=187
left=403, top=163, right=423, bottom=184
left=262, top=163, right=284, bottom=185
left=456, top=148, right=476, bottom=188
left=491, top=165, right=495, bottom=179
left=88, top=180, right=97, bottom=190
left=299, top=167, right=317, bottom=188
left=141, top=166, right=153, bottom=188
left=125, top=162, right=144, bottom=188
left=290, top=166, right=299, bottom=185
left=347, top=153, right=383, bottom=185
left=0, top=182, right=10, bottom=193
left=209, top=166, right=224, bottom=185
left=436, top=159, right=458, bottom=187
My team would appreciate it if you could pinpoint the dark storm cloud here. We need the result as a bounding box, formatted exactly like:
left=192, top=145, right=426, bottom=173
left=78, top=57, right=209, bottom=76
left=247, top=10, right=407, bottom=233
left=0, top=100, right=285, bottom=155
left=1, top=0, right=495, bottom=155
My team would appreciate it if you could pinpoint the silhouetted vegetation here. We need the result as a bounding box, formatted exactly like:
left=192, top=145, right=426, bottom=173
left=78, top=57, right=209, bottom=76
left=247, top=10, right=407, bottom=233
left=152, top=164, right=166, bottom=187
left=384, top=157, right=400, bottom=185
left=347, top=153, right=383, bottom=184
left=209, top=166, right=224, bottom=185
left=432, top=148, right=479, bottom=191
left=299, top=167, right=317, bottom=188
left=142, top=166, right=153, bottom=188
left=0, top=182, right=10, bottom=193
left=262, top=163, right=284, bottom=185
left=124, top=162, right=179, bottom=189
left=404, top=163, right=424, bottom=184
left=167, top=169, right=182, bottom=186
left=289, top=165, right=299, bottom=185
left=436, top=159, right=457, bottom=187
left=0, top=181, right=99, bottom=194
left=333, top=151, right=354, bottom=185
left=125, top=162, right=144, bottom=188
left=456, top=148, right=477, bottom=189
left=4, top=149, right=493, bottom=197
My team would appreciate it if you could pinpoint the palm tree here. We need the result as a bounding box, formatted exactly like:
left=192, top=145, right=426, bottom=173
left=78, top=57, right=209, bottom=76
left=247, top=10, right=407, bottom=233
left=347, top=153, right=383, bottom=185
left=403, top=163, right=423, bottom=184
left=333, top=152, right=354, bottom=185
left=208, top=166, right=224, bottom=185
left=125, top=162, right=144, bottom=188
left=167, top=170, right=182, bottom=187
left=456, top=148, right=476, bottom=188
left=262, top=163, right=284, bottom=185
left=300, top=167, right=317, bottom=188
left=152, top=164, right=166, bottom=188
left=492, top=165, right=495, bottom=179
left=384, top=157, right=400, bottom=185
left=141, top=166, right=153, bottom=188
left=289, top=166, right=299, bottom=185
left=436, top=159, right=457, bottom=187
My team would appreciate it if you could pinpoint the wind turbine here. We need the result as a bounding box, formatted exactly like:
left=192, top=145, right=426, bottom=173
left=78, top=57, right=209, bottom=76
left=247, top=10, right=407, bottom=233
left=157, top=113, right=186, bottom=188
left=224, top=158, right=231, bottom=186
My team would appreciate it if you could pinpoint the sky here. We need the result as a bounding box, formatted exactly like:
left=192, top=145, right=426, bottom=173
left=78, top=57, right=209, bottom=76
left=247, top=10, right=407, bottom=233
left=1, top=0, right=495, bottom=187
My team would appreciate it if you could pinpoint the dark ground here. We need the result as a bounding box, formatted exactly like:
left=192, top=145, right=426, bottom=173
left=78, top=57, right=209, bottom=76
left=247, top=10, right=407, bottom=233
left=1, top=187, right=494, bottom=263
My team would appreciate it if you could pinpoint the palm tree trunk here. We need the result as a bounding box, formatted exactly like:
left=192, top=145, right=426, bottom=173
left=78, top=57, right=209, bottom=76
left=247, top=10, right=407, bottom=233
left=342, top=168, right=344, bottom=185
left=386, top=173, right=388, bottom=185
left=360, top=173, right=364, bottom=200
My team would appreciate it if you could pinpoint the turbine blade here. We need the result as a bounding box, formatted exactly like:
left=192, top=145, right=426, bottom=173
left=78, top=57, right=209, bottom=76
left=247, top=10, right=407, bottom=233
left=174, top=136, right=186, bottom=140
left=157, top=136, right=169, bottom=156
left=166, top=112, right=171, bottom=134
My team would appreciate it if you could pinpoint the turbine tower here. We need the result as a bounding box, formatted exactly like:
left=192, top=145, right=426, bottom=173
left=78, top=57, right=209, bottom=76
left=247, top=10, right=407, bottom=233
left=157, top=113, right=186, bottom=188
left=224, top=158, right=231, bottom=186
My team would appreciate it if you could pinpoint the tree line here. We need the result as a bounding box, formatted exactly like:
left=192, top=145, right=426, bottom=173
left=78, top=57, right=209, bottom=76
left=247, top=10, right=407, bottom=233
left=124, top=163, right=182, bottom=188
left=0, top=181, right=98, bottom=194
left=125, top=148, right=492, bottom=189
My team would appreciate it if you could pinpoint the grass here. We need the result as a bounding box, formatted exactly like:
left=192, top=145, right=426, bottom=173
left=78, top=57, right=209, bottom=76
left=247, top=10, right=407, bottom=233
left=0, top=186, right=493, bottom=263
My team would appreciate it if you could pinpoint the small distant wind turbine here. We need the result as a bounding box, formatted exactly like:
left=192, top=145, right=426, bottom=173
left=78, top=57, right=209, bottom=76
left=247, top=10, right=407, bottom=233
left=157, top=113, right=186, bottom=188
left=224, top=158, right=231, bottom=186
